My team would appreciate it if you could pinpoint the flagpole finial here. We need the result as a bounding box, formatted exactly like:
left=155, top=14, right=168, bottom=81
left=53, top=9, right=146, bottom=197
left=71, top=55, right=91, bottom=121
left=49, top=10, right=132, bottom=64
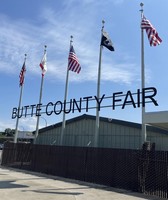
left=24, top=54, right=27, bottom=61
left=70, top=35, right=73, bottom=46
left=70, top=35, right=73, bottom=42
left=102, top=20, right=105, bottom=28
left=101, top=20, right=105, bottom=32
left=44, top=45, right=47, bottom=53
left=140, top=2, right=144, bottom=19
left=140, top=2, right=144, bottom=7
left=140, top=2, right=144, bottom=12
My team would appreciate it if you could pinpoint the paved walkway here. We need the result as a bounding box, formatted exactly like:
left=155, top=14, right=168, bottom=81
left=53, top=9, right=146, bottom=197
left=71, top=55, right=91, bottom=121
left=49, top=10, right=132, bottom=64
left=0, top=166, right=164, bottom=200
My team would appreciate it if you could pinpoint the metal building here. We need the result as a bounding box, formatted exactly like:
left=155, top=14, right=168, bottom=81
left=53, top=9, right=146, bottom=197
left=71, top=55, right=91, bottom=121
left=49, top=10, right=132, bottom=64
left=36, top=114, right=168, bottom=150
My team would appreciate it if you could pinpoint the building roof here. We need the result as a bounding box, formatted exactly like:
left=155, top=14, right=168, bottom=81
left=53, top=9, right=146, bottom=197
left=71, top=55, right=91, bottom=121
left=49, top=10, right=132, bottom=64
left=144, top=111, right=168, bottom=131
left=37, top=114, right=168, bottom=135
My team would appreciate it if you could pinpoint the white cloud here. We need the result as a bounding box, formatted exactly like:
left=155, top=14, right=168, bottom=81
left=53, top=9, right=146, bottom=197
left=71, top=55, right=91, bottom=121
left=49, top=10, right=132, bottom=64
left=0, top=120, right=15, bottom=132
left=0, top=116, right=47, bottom=132
left=18, top=117, right=37, bottom=131
left=0, top=2, right=139, bottom=85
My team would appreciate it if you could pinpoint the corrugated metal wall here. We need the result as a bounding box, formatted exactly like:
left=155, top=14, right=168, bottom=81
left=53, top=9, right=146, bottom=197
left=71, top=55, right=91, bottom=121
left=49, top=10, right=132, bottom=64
left=99, top=121, right=141, bottom=149
left=147, top=131, right=168, bottom=151
left=36, top=117, right=168, bottom=150
left=36, top=118, right=142, bottom=149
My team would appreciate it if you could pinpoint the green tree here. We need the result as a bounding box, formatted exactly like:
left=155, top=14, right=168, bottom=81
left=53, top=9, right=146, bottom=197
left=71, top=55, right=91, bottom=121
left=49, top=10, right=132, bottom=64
left=4, top=128, right=13, bottom=137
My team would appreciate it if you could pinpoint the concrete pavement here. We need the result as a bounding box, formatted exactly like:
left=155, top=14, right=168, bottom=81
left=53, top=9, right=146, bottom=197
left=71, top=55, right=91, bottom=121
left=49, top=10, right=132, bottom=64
left=0, top=166, right=164, bottom=200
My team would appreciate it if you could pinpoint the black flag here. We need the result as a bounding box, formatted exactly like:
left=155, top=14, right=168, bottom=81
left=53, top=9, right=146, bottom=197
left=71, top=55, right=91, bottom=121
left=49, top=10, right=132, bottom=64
left=101, top=31, right=114, bottom=51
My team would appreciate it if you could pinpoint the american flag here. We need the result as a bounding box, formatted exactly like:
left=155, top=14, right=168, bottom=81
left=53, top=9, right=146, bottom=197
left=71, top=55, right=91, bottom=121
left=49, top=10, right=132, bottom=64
left=68, top=45, right=81, bottom=74
left=141, top=16, right=162, bottom=46
left=19, top=61, right=26, bottom=86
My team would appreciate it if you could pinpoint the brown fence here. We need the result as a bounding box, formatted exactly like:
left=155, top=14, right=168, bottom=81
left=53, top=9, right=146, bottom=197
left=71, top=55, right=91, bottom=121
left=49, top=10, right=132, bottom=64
left=1, top=142, right=168, bottom=199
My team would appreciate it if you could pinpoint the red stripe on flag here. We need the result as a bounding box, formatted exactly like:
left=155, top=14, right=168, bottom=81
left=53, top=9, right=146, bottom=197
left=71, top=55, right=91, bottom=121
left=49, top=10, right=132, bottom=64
left=68, top=45, right=81, bottom=74
left=141, top=16, right=162, bottom=46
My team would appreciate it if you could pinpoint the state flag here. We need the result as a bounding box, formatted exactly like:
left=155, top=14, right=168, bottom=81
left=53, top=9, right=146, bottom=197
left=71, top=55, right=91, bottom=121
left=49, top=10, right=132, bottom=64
left=40, top=52, right=47, bottom=76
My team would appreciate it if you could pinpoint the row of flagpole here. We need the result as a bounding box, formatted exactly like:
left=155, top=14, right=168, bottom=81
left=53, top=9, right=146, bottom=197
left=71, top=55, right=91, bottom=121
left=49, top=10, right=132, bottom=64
left=14, top=46, right=47, bottom=144
left=14, top=3, right=162, bottom=146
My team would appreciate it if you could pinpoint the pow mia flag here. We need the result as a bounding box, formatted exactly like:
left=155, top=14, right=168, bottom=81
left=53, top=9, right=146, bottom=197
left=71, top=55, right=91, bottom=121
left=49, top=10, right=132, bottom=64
left=101, top=31, right=114, bottom=51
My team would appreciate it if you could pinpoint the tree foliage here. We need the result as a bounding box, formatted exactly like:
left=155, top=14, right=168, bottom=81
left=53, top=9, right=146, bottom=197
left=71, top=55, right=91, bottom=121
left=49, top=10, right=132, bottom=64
left=4, top=128, right=15, bottom=136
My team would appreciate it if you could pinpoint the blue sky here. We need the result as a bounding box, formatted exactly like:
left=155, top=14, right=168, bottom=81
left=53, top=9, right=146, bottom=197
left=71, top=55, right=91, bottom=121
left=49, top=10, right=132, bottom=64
left=0, top=0, right=168, bottom=132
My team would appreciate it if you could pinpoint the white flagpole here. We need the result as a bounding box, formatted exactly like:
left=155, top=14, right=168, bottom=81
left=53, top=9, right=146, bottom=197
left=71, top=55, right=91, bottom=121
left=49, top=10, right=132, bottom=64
left=140, top=3, right=147, bottom=145
left=34, top=45, right=47, bottom=144
left=14, top=54, right=27, bottom=143
left=60, top=36, right=73, bottom=145
left=94, top=20, right=104, bottom=147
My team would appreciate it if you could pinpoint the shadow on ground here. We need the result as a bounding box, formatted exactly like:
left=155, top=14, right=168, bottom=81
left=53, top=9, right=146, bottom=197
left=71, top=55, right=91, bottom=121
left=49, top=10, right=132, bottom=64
left=0, top=180, right=29, bottom=189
